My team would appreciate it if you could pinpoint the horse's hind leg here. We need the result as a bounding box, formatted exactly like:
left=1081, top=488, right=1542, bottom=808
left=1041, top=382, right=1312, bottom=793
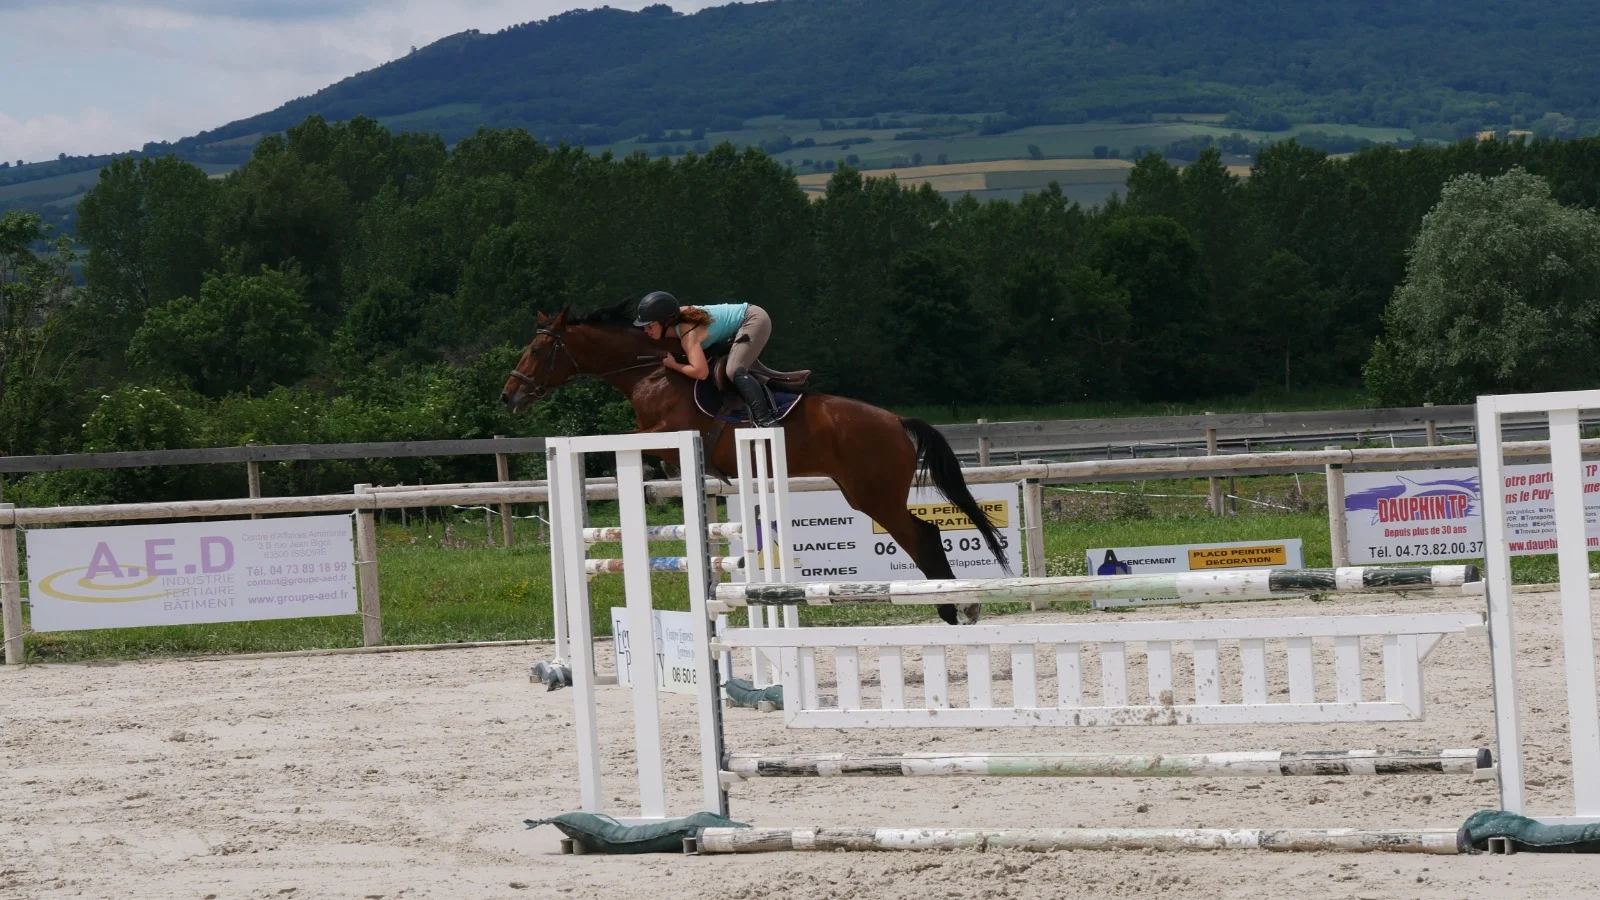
left=836, top=491, right=978, bottom=626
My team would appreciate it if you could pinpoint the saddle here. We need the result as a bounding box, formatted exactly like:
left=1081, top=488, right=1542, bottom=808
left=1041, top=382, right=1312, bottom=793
left=692, top=343, right=811, bottom=425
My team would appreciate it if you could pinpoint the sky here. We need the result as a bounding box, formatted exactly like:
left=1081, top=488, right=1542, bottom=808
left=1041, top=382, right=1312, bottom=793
left=0, top=0, right=740, bottom=165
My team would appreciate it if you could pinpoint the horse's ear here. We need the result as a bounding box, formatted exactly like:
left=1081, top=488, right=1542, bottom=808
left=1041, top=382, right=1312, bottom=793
left=536, top=311, right=550, bottom=326
left=551, top=309, right=570, bottom=328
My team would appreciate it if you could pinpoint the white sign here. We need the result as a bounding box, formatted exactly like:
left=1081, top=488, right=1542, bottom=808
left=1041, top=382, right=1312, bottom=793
left=1344, top=464, right=1600, bottom=563
left=610, top=607, right=699, bottom=695
left=1084, top=539, right=1304, bottom=608
left=1085, top=539, right=1305, bottom=576
left=730, top=483, right=1020, bottom=581
left=26, top=516, right=357, bottom=632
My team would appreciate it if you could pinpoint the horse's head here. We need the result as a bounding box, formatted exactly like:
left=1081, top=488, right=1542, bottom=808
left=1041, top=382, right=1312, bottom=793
left=501, top=310, right=582, bottom=414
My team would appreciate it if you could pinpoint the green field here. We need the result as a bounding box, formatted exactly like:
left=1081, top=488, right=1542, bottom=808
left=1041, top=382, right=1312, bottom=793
left=574, top=114, right=1419, bottom=175
left=0, top=162, right=234, bottom=204
left=3, top=110, right=1419, bottom=215
left=15, top=474, right=1572, bottom=663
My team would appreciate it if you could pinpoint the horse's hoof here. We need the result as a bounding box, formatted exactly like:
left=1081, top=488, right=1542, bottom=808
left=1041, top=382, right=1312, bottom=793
left=958, top=604, right=982, bottom=625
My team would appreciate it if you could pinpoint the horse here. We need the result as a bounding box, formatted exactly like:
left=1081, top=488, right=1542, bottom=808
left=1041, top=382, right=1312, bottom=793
left=499, top=303, right=1010, bottom=624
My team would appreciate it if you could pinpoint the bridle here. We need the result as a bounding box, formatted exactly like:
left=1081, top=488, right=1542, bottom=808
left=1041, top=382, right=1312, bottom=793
left=507, top=326, right=668, bottom=402
left=506, top=328, right=575, bottom=401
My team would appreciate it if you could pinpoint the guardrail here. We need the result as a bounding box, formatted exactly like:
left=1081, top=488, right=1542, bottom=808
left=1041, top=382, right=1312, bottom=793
left=3, top=405, right=1595, bottom=507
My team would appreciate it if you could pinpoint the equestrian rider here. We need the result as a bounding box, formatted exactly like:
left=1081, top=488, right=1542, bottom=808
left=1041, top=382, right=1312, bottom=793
left=633, top=291, right=777, bottom=426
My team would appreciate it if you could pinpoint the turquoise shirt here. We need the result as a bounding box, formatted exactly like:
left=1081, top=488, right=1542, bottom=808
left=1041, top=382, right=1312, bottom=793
left=680, top=303, right=748, bottom=348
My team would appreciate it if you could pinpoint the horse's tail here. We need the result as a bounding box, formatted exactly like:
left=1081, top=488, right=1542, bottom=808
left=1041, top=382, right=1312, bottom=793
left=900, top=417, right=1013, bottom=576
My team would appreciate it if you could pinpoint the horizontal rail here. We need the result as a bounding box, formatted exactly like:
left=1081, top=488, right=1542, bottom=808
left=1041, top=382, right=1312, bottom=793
left=584, top=523, right=742, bottom=544
left=0, top=437, right=549, bottom=474
left=941, top=405, right=1479, bottom=445
left=723, top=749, right=1492, bottom=779
left=715, top=612, right=1484, bottom=647
left=711, top=566, right=1480, bottom=611
left=5, top=404, right=1596, bottom=476
left=685, top=826, right=1464, bottom=855
left=584, top=556, right=742, bottom=575
left=7, top=434, right=1598, bottom=525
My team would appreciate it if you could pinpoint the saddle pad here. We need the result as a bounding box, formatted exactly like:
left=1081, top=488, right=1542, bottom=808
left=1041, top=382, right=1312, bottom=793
left=694, top=378, right=804, bottom=424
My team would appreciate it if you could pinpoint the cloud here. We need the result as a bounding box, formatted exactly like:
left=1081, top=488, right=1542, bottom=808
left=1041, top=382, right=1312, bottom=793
left=0, top=1, right=744, bottom=162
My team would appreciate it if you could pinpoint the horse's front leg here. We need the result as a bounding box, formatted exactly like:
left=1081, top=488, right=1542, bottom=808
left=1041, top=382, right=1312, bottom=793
left=627, top=422, right=683, bottom=477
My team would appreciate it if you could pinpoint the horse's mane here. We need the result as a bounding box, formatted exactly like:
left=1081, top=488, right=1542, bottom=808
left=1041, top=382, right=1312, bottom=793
left=567, top=296, right=641, bottom=327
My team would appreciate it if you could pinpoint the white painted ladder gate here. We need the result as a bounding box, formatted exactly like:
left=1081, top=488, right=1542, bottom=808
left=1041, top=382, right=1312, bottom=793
left=1477, top=389, right=1600, bottom=826
left=717, top=613, right=1484, bottom=729
left=545, top=427, right=792, bottom=824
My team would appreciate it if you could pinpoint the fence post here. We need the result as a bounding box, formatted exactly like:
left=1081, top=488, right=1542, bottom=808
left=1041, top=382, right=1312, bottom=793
left=1022, top=480, right=1047, bottom=610
left=1205, top=412, right=1223, bottom=516
left=1324, top=445, right=1350, bottom=568
left=354, top=484, right=382, bottom=647
left=977, top=418, right=992, bottom=468
left=1424, top=402, right=1438, bottom=447
left=1, top=503, right=22, bottom=665
left=246, top=442, right=261, bottom=520
left=495, top=435, right=514, bottom=548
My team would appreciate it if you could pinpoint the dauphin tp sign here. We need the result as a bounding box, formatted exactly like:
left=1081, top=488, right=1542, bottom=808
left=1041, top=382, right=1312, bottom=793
left=26, top=516, right=357, bottom=632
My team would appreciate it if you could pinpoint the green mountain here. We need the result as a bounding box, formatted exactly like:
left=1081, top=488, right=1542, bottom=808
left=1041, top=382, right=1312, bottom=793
left=169, top=0, right=1598, bottom=154
left=6, top=0, right=1597, bottom=200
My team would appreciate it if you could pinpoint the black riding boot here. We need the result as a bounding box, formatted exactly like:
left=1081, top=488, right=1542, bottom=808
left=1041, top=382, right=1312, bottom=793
left=731, top=369, right=778, bottom=427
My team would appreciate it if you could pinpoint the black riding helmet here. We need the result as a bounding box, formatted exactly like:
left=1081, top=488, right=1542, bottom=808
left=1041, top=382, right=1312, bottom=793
left=632, top=291, right=680, bottom=327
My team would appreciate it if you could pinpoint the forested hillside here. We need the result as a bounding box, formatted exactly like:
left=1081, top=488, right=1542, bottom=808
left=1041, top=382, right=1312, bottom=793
left=174, top=0, right=1600, bottom=155
left=7, top=115, right=1600, bottom=508
left=7, top=0, right=1599, bottom=192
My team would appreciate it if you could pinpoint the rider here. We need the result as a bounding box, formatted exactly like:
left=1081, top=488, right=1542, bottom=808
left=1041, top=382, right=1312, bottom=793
left=633, top=291, right=777, bottom=426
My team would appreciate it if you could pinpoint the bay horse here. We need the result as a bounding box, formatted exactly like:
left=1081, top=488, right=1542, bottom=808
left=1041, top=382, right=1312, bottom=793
left=499, top=304, right=1010, bottom=624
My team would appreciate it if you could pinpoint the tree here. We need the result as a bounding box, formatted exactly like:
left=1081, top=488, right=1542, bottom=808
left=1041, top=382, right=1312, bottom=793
left=1124, top=152, right=1184, bottom=219
left=0, top=213, right=78, bottom=456
left=1245, top=250, right=1333, bottom=391
left=1365, top=167, right=1600, bottom=403
left=128, top=265, right=322, bottom=397
left=1089, top=216, right=1219, bottom=399
left=76, top=156, right=218, bottom=340
left=885, top=246, right=975, bottom=404
left=1027, top=144, right=1043, bottom=159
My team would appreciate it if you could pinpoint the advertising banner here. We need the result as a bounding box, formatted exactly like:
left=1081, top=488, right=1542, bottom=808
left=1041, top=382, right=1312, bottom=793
left=1083, top=539, right=1304, bottom=608
left=729, top=483, right=1020, bottom=581
left=27, top=515, right=357, bottom=632
left=1343, top=464, right=1600, bottom=563
left=1085, top=540, right=1305, bottom=576
left=610, top=607, right=698, bottom=695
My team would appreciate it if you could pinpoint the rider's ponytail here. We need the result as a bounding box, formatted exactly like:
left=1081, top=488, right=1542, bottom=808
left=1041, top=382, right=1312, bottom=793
left=675, top=306, right=712, bottom=328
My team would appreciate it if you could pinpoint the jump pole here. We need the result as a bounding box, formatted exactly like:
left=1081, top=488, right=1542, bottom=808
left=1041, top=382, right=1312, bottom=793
left=724, top=749, right=1494, bottom=780
left=711, top=566, right=1480, bottom=612
left=685, top=826, right=1465, bottom=855
left=584, top=556, right=743, bottom=576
